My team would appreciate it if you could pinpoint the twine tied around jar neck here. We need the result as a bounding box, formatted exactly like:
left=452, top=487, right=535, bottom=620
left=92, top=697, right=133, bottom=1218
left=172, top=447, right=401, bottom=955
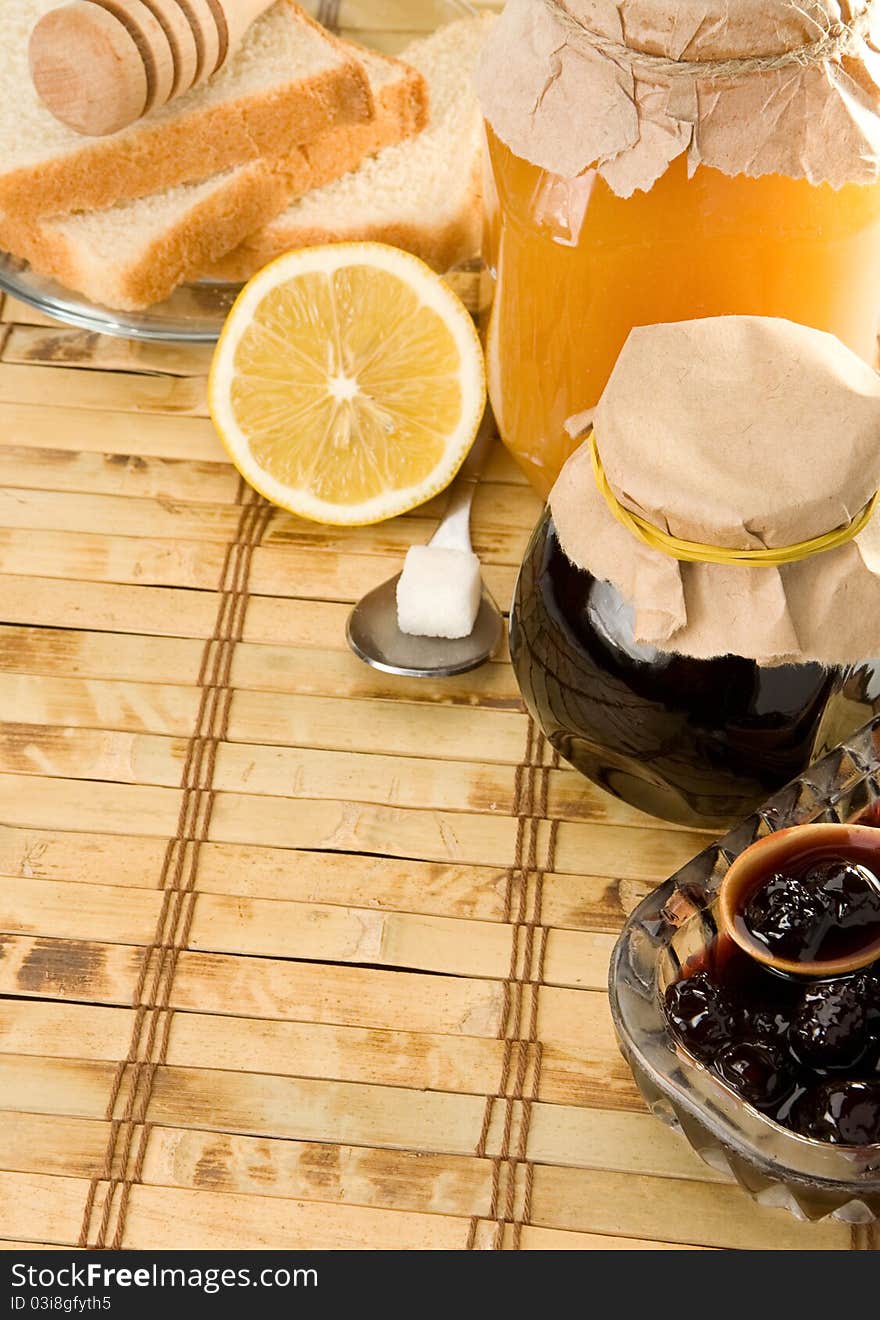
left=588, top=432, right=880, bottom=566
left=542, top=0, right=876, bottom=78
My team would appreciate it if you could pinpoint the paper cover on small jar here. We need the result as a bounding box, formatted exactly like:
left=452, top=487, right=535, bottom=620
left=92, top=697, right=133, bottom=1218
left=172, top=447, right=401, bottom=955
left=551, top=315, right=880, bottom=667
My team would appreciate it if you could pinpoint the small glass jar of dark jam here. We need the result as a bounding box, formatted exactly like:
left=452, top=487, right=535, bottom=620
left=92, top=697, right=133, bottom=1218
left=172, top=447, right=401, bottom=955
left=611, top=749, right=880, bottom=1222
left=509, top=513, right=880, bottom=829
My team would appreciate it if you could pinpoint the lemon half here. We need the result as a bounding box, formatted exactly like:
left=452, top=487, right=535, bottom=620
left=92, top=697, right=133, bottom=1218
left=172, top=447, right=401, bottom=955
left=209, top=243, right=487, bottom=526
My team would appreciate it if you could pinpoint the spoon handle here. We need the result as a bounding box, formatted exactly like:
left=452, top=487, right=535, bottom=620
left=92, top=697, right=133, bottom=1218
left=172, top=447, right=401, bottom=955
left=429, top=412, right=496, bottom=554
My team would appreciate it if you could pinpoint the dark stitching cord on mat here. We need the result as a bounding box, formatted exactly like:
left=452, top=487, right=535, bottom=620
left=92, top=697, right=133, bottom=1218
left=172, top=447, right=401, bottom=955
left=466, top=725, right=556, bottom=1250
left=77, top=489, right=272, bottom=1249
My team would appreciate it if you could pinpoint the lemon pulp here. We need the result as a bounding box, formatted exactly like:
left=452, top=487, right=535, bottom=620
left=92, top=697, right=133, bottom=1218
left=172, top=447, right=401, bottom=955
left=210, top=244, right=486, bottom=526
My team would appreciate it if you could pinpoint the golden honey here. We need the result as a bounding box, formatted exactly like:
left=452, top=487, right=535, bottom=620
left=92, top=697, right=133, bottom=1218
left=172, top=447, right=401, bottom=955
left=484, top=126, right=880, bottom=496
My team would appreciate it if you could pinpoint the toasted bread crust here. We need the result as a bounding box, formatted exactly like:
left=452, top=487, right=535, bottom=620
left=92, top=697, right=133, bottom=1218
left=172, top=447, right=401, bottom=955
left=220, top=209, right=481, bottom=279
left=205, top=57, right=432, bottom=282
left=0, top=164, right=290, bottom=310
left=0, top=48, right=429, bottom=309
left=206, top=145, right=483, bottom=283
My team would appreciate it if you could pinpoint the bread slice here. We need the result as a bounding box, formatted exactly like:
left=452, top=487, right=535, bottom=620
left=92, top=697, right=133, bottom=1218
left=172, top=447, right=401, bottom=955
left=207, top=15, right=494, bottom=282
left=0, top=48, right=427, bottom=310
left=0, top=1, right=374, bottom=219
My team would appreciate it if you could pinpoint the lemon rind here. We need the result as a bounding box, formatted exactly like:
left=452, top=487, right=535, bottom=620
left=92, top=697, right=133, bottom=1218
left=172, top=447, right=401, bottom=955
left=208, top=243, right=487, bottom=526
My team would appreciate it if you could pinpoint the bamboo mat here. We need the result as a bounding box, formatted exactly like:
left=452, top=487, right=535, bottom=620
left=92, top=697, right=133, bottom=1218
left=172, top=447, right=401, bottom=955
left=0, top=291, right=869, bottom=1253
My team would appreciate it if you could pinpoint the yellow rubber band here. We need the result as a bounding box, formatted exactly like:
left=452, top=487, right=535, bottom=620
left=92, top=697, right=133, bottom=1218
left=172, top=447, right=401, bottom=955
left=589, top=432, right=878, bottom=567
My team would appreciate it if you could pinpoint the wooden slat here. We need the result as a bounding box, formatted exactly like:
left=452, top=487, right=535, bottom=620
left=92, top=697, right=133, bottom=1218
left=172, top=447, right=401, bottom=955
left=0, top=488, right=241, bottom=541
left=527, top=1166, right=849, bottom=1251
left=0, top=1172, right=97, bottom=1246
left=0, top=996, right=641, bottom=1112
left=0, top=526, right=235, bottom=588
left=0, top=1243, right=81, bottom=1252
left=0, top=932, right=653, bottom=1104
left=0, top=445, right=238, bottom=502
left=0, top=362, right=207, bottom=416
left=0, top=772, right=708, bottom=875
left=0, top=1227, right=696, bottom=1251
left=491, top=1226, right=704, bottom=1249
left=0, top=672, right=529, bottom=762
left=0, top=626, right=521, bottom=703
left=0, top=525, right=520, bottom=604
left=0, top=449, right=534, bottom=560
left=0, top=932, right=676, bottom=1117
left=0, top=1000, right=135, bottom=1064
left=0, top=529, right=233, bottom=592
left=0, top=402, right=228, bottom=462
left=0, top=823, right=640, bottom=932
left=0, top=1171, right=466, bottom=1250
left=1, top=876, right=617, bottom=992
left=0, top=1106, right=727, bottom=1200
left=0, top=1056, right=699, bottom=1177
left=0, top=1113, right=109, bottom=1179
left=0, top=774, right=524, bottom=864
left=0, top=575, right=514, bottom=654
left=1, top=297, right=73, bottom=327
left=266, top=513, right=532, bottom=561
left=0, top=720, right=698, bottom=835
left=0, top=491, right=533, bottom=562
left=0, top=934, right=506, bottom=1036
left=0, top=401, right=529, bottom=485
left=251, top=544, right=518, bottom=602
left=1, top=323, right=215, bottom=376
left=410, top=482, right=539, bottom=528
left=0, top=1168, right=847, bottom=1251
left=116, top=1184, right=457, bottom=1250
left=0, top=824, right=515, bottom=916
left=0, top=573, right=221, bottom=640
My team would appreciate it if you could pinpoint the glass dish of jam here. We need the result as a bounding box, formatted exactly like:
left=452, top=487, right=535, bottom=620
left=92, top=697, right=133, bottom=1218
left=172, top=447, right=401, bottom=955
left=510, top=513, right=880, bottom=830
left=610, top=716, right=880, bottom=1221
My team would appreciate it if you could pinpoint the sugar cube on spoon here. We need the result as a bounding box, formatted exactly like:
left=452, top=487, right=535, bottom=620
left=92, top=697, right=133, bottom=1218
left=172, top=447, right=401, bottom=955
left=396, top=545, right=482, bottom=639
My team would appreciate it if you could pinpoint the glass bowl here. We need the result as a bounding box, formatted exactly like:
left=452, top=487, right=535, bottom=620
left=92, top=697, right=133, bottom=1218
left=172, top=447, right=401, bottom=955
left=609, top=714, right=880, bottom=1223
left=0, top=0, right=477, bottom=342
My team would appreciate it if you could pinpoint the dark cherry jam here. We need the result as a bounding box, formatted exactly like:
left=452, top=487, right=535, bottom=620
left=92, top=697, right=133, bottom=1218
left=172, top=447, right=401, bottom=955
left=509, top=514, right=880, bottom=828
left=739, top=845, right=880, bottom=966
left=665, top=947, right=880, bottom=1142
left=665, top=839, right=880, bottom=1143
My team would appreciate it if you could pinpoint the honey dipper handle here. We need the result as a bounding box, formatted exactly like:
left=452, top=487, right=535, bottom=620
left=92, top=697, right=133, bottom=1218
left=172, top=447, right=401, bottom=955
left=29, top=0, right=279, bottom=138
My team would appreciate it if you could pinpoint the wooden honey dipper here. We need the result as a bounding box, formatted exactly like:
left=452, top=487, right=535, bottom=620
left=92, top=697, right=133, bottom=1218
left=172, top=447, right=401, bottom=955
left=29, top=0, right=278, bottom=137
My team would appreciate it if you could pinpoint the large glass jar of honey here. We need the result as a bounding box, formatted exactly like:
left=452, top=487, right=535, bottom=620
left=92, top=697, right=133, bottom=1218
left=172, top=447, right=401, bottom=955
left=478, top=0, right=880, bottom=495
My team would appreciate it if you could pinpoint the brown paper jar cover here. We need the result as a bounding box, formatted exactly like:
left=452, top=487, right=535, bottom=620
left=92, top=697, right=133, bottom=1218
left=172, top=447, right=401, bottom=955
left=550, top=316, right=880, bottom=665
left=477, top=0, right=880, bottom=196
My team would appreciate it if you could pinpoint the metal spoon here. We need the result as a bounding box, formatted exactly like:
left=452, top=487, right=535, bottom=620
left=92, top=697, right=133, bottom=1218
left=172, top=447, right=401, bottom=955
left=346, top=416, right=504, bottom=678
